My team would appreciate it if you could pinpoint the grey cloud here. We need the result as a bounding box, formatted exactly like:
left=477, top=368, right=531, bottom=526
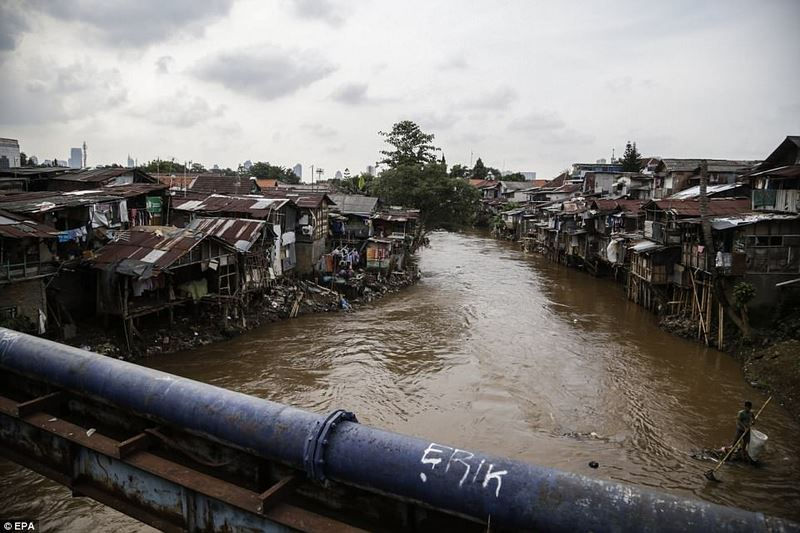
left=331, top=83, right=368, bottom=105
left=301, top=123, right=338, bottom=138
left=462, top=86, right=517, bottom=110
left=155, top=56, right=174, bottom=75
left=192, top=46, right=336, bottom=101
left=0, top=1, right=28, bottom=53
left=137, top=91, right=225, bottom=128
left=28, top=0, right=234, bottom=48
left=440, top=54, right=468, bottom=70
left=289, top=0, right=345, bottom=27
left=416, top=112, right=459, bottom=131
left=0, top=60, right=127, bottom=125
left=508, top=111, right=565, bottom=132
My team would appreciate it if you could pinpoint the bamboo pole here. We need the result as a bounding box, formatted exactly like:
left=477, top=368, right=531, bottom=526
left=718, top=302, right=724, bottom=348
left=690, top=269, right=709, bottom=345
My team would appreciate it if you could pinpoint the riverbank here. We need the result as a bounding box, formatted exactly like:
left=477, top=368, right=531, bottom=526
left=62, top=266, right=420, bottom=360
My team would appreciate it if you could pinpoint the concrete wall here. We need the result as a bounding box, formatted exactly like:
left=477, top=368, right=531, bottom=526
left=0, top=278, right=46, bottom=332
left=744, top=272, right=799, bottom=313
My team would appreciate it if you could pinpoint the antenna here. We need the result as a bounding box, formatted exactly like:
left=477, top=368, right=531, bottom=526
left=82, top=141, right=87, bottom=168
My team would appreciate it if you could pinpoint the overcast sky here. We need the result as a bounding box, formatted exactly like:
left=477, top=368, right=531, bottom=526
left=1, top=0, right=798, bottom=179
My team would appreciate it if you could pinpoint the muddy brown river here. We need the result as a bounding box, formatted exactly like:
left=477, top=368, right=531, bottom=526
left=2, top=230, right=799, bottom=530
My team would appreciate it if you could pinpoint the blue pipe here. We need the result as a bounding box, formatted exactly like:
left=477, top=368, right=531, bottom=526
left=0, top=328, right=796, bottom=532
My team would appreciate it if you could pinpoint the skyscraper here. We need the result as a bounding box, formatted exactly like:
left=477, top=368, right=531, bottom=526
left=68, top=147, right=82, bottom=169
left=127, top=154, right=135, bottom=168
left=292, top=163, right=302, bottom=179
left=366, top=165, right=376, bottom=176
left=0, top=138, right=21, bottom=168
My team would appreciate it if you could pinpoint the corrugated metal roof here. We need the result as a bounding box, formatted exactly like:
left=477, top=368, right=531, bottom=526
left=51, top=168, right=157, bottom=183
left=667, top=183, right=744, bottom=200
left=328, top=194, right=379, bottom=216
left=0, top=209, right=58, bottom=239
left=187, top=217, right=270, bottom=252
left=190, top=174, right=256, bottom=195
left=0, top=190, right=122, bottom=213
left=651, top=198, right=750, bottom=217
left=101, top=183, right=168, bottom=198
left=91, top=226, right=231, bottom=274
left=172, top=194, right=291, bottom=218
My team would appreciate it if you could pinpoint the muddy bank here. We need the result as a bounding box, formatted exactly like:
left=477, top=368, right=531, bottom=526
left=63, top=268, right=420, bottom=360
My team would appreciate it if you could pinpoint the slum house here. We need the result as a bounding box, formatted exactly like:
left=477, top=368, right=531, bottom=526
left=102, top=183, right=169, bottom=227
left=683, top=160, right=760, bottom=189
left=588, top=199, right=645, bottom=275
left=367, top=208, right=420, bottom=272
left=0, top=210, right=58, bottom=334
left=651, top=159, right=758, bottom=198
left=327, top=194, right=379, bottom=248
left=747, top=136, right=800, bottom=215
left=90, top=226, right=239, bottom=349
left=46, top=167, right=158, bottom=192
left=170, top=194, right=297, bottom=277
left=675, top=212, right=800, bottom=318
left=284, top=193, right=333, bottom=276
left=0, top=190, right=132, bottom=257
left=0, top=167, right=72, bottom=192
left=497, top=208, right=526, bottom=240
left=630, top=198, right=750, bottom=313
left=188, top=174, right=259, bottom=196
left=187, top=217, right=276, bottom=295
left=666, top=183, right=750, bottom=200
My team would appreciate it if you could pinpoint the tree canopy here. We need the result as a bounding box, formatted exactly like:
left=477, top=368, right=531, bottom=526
left=472, top=158, right=488, bottom=180
left=249, top=162, right=300, bottom=184
left=620, top=141, right=642, bottom=172
left=378, top=120, right=439, bottom=168
left=141, top=160, right=187, bottom=174
left=372, top=121, right=479, bottom=233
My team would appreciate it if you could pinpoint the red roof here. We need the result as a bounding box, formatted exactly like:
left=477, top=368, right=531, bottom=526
left=651, top=198, right=750, bottom=217
left=592, top=198, right=645, bottom=213
left=0, top=209, right=58, bottom=239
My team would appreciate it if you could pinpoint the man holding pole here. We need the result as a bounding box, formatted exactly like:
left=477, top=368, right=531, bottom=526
left=732, top=400, right=755, bottom=460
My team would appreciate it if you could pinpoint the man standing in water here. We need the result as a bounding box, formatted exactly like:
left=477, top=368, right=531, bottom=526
left=733, top=400, right=755, bottom=460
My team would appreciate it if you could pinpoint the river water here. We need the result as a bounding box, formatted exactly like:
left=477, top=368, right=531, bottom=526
left=2, top=230, right=799, bottom=529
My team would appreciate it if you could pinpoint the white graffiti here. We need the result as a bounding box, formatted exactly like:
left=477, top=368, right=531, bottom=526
left=419, top=442, right=508, bottom=498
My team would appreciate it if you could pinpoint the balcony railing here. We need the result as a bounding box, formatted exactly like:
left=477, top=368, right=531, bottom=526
left=0, top=259, right=58, bottom=282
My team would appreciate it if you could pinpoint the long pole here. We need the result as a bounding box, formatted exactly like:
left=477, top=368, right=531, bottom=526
left=706, top=396, right=772, bottom=480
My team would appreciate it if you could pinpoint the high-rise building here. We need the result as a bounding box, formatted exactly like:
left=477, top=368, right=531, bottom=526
left=292, top=163, right=302, bottom=179
left=366, top=165, right=376, bottom=176
left=0, top=138, right=21, bottom=168
left=68, top=147, right=82, bottom=169
left=520, top=171, right=537, bottom=180
left=127, top=154, right=135, bottom=168
left=334, top=170, right=343, bottom=180
left=243, top=160, right=252, bottom=170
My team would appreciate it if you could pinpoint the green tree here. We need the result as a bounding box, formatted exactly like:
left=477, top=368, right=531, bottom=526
left=249, top=162, right=300, bottom=184
left=372, top=121, right=479, bottom=234
left=378, top=120, right=439, bottom=168
left=450, top=164, right=468, bottom=178
left=20, top=152, right=27, bottom=166
left=472, top=158, right=488, bottom=180
left=190, top=162, right=206, bottom=173
left=503, top=172, right=527, bottom=182
left=620, top=141, right=642, bottom=172
left=141, top=159, right=187, bottom=174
